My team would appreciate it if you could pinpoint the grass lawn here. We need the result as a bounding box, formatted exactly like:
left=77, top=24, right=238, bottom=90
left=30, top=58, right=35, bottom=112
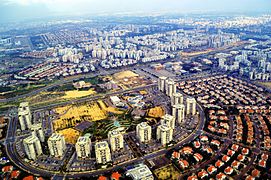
left=154, top=164, right=180, bottom=180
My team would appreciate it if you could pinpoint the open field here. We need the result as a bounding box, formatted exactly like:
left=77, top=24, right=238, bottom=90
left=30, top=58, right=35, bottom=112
left=257, top=81, right=271, bottom=89
left=0, top=83, right=47, bottom=99
left=113, top=70, right=139, bottom=80
left=147, top=106, right=165, bottom=118
left=57, top=128, right=80, bottom=144
left=154, top=164, right=180, bottom=180
left=97, top=100, right=123, bottom=114
left=53, top=101, right=124, bottom=131
left=61, top=89, right=96, bottom=99
left=26, top=91, right=64, bottom=105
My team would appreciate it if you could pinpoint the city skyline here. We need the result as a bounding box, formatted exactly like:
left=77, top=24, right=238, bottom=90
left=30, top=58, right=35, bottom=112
left=1, top=0, right=271, bottom=22
left=0, top=1, right=271, bottom=179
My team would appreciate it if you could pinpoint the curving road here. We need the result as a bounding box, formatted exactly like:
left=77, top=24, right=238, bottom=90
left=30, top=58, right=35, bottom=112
left=5, top=99, right=206, bottom=179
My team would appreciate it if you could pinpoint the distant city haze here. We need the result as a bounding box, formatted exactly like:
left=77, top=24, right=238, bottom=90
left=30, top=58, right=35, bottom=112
left=0, top=0, right=271, bottom=22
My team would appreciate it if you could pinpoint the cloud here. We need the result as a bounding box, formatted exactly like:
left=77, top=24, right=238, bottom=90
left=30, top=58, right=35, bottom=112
left=1, top=0, right=271, bottom=18
left=3, top=0, right=86, bottom=6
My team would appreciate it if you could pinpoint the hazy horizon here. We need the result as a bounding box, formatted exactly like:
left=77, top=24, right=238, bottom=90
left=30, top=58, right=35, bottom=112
left=0, top=0, right=271, bottom=23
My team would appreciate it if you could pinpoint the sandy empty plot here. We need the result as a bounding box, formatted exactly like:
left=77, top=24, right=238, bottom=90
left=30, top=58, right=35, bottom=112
left=62, top=89, right=96, bottom=99
left=258, top=82, right=271, bottom=89
left=147, top=106, right=165, bottom=118
left=154, top=164, right=180, bottom=180
left=113, top=70, right=139, bottom=80
left=57, top=128, right=80, bottom=144
left=98, top=100, right=123, bottom=114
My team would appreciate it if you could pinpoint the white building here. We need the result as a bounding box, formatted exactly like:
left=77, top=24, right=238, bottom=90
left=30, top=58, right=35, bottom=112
left=158, top=76, right=167, bottom=92
left=161, top=114, right=175, bottom=130
left=172, top=104, right=185, bottom=124
left=157, top=124, right=173, bottom=145
left=126, top=164, right=154, bottom=180
left=171, top=93, right=183, bottom=105
left=48, top=133, right=66, bottom=158
left=18, top=102, right=32, bottom=131
left=136, top=122, right=152, bottom=143
left=165, top=79, right=176, bottom=97
left=23, top=134, right=42, bottom=160
left=110, top=96, right=121, bottom=105
left=108, top=129, right=124, bottom=152
left=186, top=97, right=197, bottom=116
left=75, top=136, right=91, bottom=159
left=95, top=141, right=112, bottom=164
left=30, top=123, right=45, bottom=142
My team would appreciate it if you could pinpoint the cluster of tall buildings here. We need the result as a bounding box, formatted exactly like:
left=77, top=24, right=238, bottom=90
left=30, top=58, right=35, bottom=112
left=19, top=101, right=123, bottom=164
left=158, top=77, right=177, bottom=97
left=19, top=102, right=45, bottom=160
left=46, top=129, right=124, bottom=165
left=217, top=45, right=271, bottom=81
left=134, top=76, right=198, bottom=147
left=21, top=76, right=197, bottom=164
left=18, top=102, right=32, bottom=131
left=23, top=133, right=43, bottom=160
left=48, top=133, right=67, bottom=158
left=136, top=115, right=174, bottom=146
left=158, top=76, right=197, bottom=116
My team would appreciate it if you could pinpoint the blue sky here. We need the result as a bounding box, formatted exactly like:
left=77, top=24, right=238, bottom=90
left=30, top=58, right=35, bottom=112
left=1, top=0, right=271, bottom=22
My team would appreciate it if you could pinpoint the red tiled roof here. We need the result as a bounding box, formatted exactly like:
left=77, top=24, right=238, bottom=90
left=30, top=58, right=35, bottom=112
left=222, top=155, right=230, bottom=162
left=227, top=150, right=235, bottom=156
left=181, top=147, right=193, bottom=154
left=23, top=176, right=34, bottom=180
left=111, top=172, right=121, bottom=180
left=258, top=160, right=266, bottom=168
left=2, top=165, right=13, bottom=172
left=187, top=175, right=198, bottom=180
left=245, top=175, right=255, bottom=180
left=198, top=170, right=208, bottom=178
left=207, top=165, right=217, bottom=174
left=179, top=160, right=189, bottom=169
left=215, top=160, right=224, bottom=168
left=193, top=141, right=201, bottom=148
left=237, top=154, right=245, bottom=162
left=193, top=153, right=203, bottom=162
left=10, top=170, right=20, bottom=179
left=231, top=160, right=240, bottom=169
left=242, top=148, right=249, bottom=155
left=98, top=176, right=107, bottom=180
left=224, top=166, right=233, bottom=175
left=251, top=169, right=260, bottom=177
left=216, top=172, right=226, bottom=180
left=231, top=144, right=239, bottom=151
left=261, top=153, right=268, bottom=160
left=200, top=135, right=208, bottom=142
left=172, top=151, right=180, bottom=159
left=211, top=140, right=220, bottom=146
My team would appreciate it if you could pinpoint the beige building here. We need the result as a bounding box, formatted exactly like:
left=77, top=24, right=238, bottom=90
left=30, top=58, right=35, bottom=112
left=172, top=104, right=185, bottom=124
left=30, top=123, right=45, bottom=142
left=171, top=93, right=183, bottom=105
left=161, top=114, right=175, bottom=130
left=108, top=129, right=124, bottom=152
left=165, top=79, right=176, bottom=97
left=136, top=122, right=152, bottom=143
left=75, top=136, right=91, bottom=158
left=158, top=76, right=167, bottom=92
left=157, top=124, right=173, bottom=146
left=48, top=133, right=66, bottom=158
left=186, top=97, right=197, bottom=116
left=23, top=134, right=42, bottom=160
left=95, top=141, right=112, bottom=164
left=18, top=102, right=32, bottom=131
